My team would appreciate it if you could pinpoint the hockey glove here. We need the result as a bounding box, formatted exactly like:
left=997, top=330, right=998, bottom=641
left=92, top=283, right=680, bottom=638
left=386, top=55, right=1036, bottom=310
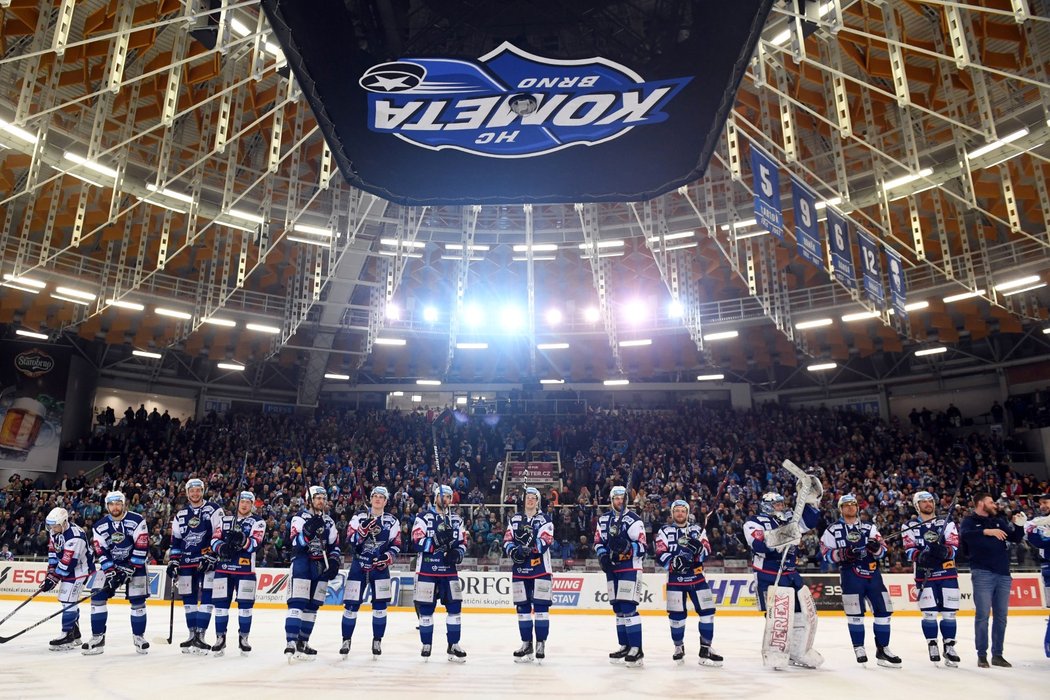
left=302, top=515, right=324, bottom=540
left=102, top=568, right=126, bottom=597
left=677, top=535, right=701, bottom=559
left=224, top=528, right=247, bottom=551
left=444, top=548, right=464, bottom=566
left=434, top=520, right=455, bottom=549
left=39, top=572, right=59, bottom=592
left=839, top=547, right=860, bottom=563
left=308, top=538, right=326, bottom=559
left=804, top=475, right=824, bottom=506
left=211, top=541, right=228, bottom=561
left=511, top=546, right=529, bottom=564
left=197, top=554, right=217, bottom=573
left=363, top=517, right=382, bottom=536
left=670, top=554, right=692, bottom=574
left=324, top=553, right=342, bottom=581
left=166, top=560, right=180, bottom=579
left=865, top=539, right=883, bottom=556
left=608, top=533, right=632, bottom=557
left=515, top=526, right=535, bottom=549
left=598, top=553, right=613, bottom=574
left=372, top=552, right=393, bottom=571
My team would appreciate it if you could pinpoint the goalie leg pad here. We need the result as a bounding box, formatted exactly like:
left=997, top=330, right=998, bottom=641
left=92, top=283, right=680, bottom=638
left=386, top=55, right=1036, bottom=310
left=761, top=584, right=795, bottom=669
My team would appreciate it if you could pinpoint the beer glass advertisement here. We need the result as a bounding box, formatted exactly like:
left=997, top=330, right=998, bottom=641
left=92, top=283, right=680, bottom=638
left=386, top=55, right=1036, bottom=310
left=0, top=342, right=71, bottom=470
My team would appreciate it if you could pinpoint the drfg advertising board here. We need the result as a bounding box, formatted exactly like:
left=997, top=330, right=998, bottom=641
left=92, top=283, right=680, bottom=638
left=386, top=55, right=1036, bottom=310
left=0, top=563, right=1044, bottom=613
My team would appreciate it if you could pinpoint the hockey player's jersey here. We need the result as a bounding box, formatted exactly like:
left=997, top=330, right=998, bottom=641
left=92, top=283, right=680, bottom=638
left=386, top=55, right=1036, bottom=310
left=820, top=519, right=887, bottom=579
left=49, top=523, right=94, bottom=581
left=170, top=501, right=224, bottom=566
left=743, top=505, right=820, bottom=577
left=503, top=511, right=555, bottom=578
left=655, top=522, right=711, bottom=586
left=289, top=509, right=340, bottom=572
left=1024, top=518, right=1050, bottom=567
left=347, top=511, right=402, bottom=565
left=412, top=508, right=466, bottom=577
left=594, top=509, right=646, bottom=574
left=900, top=516, right=960, bottom=582
left=92, top=511, right=149, bottom=571
left=211, top=514, right=266, bottom=575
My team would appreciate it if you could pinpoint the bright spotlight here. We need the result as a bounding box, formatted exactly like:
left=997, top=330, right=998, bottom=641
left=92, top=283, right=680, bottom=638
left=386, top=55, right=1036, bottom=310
left=386, top=304, right=400, bottom=320
left=623, top=299, right=646, bottom=323
left=668, top=300, right=684, bottom=319
left=545, top=308, right=563, bottom=326
left=422, top=306, right=439, bottom=323
left=501, top=305, right=524, bottom=331
left=463, top=303, right=484, bottom=327
left=583, top=307, right=601, bottom=323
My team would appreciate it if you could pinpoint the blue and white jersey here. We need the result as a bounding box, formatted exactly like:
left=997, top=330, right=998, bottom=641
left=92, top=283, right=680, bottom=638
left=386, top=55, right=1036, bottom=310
left=347, top=511, right=402, bottom=565
left=743, top=505, right=820, bottom=577
left=289, top=509, right=340, bottom=570
left=412, top=508, right=466, bottom=577
left=820, top=519, right=886, bottom=580
left=593, top=509, right=646, bottom=574
left=502, top=511, right=555, bottom=579
left=211, top=514, right=266, bottom=575
left=654, top=522, right=711, bottom=586
left=1024, top=518, right=1050, bottom=568
left=170, top=501, right=224, bottom=566
left=49, top=523, right=94, bottom=581
left=92, top=511, right=149, bottom=571
left=901, top=516, right=960, bottom=582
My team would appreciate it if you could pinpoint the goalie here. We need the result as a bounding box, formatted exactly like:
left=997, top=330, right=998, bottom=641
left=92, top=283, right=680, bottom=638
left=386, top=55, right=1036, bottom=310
left=743, top=466, right=824, bottom=670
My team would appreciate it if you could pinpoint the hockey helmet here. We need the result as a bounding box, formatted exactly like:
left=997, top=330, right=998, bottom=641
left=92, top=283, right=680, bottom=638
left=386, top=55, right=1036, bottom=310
left=912, top=490, right=935, bottom=510
left=371, top=486, right=390, bottom=500
left=45, top=507, right=69, bottom=530
left=760, top=493, right=789, bottom=521
left=837, top=493, right=859, bottom=508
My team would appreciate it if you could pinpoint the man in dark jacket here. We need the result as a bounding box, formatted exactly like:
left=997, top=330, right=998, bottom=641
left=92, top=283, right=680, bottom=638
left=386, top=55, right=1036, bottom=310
left=959, top=493, right=1026, bottom=668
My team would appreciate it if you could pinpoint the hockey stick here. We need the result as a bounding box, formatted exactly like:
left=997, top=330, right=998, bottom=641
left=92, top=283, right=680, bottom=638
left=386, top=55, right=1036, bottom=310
left=0, top=589, right=43, bottom=627
left=0, top=592, right=93, bottom=644
left=164, top=570, right=176, bottom=644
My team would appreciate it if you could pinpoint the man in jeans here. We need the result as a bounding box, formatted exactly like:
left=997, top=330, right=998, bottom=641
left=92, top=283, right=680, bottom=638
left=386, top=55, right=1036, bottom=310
left=959, top=493, right=1026, bottom=667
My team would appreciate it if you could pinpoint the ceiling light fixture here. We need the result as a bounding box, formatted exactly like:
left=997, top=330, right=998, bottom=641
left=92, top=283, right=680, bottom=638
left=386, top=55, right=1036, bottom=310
left=15, top=329, right=48, bottom=340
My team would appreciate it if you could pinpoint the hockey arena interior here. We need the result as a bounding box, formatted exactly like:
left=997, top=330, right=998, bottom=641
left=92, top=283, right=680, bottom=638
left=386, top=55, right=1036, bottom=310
left=1, top=0, right=1050, bottom=697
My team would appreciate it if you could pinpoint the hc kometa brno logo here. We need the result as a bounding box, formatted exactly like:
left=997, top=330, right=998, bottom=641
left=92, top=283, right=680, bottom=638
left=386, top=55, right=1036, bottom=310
left=359, top=42, right=692, bottom=158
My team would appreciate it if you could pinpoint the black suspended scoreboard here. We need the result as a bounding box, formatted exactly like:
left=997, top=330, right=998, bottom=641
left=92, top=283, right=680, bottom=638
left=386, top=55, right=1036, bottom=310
left=262, top=0, right=773, bottom=205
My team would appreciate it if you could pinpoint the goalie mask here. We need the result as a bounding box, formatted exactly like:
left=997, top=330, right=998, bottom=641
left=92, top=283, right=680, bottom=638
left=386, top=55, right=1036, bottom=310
left=760, top=492, right=791, bottom=522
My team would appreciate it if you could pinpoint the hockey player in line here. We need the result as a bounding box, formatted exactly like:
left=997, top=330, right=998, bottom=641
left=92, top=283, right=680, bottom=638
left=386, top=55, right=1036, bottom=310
left=209, top=490, right=266, bottom=656
left=744, top=484, right=824, bottom=669
left=503, top=487, right=555, bottom=663
left=412, top=484, right=468, bottom=662
left=594, top=485, right=646, bottom=667
left=821, top=493, right=901, bottom=667
left=41, top=507, right=94, bottom=651
left=284, top=486, right=341, bottom=661
left=168, top=478, right=224, bottom=655
left=901, top=490, right=961, bottom=667
left=1023, top=493, right=1050, bottom=657
left=654, top=500, right=722, bottom=666
left=84, top=491, right=150, bottom=655
left=341, top=486, right=402, bottom=659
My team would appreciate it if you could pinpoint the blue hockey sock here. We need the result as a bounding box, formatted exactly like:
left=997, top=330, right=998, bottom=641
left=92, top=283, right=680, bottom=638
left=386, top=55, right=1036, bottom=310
left=447, top=613, right=462, bottom=644
left=921, top=615, right=938, bottom=640
left=698, top=615, right=715, bottom=645
left=939, top=617, right=957, bottom=641
left=285, top=608, right=302, bottom=643
left=238, top=609, right=252, bottom=636
left=214, top=609, right=229, bottom=635
left=615, top=615, right=627, bottom=645
left=183, top=603, right=198, bottom=631
left=625, top=614, right=642, bottom=648
left=300, top=610, right=317, bottom=640
left=669, top=617, right=686, bottom=644
left=342, top=609, right=358, bottom=640
left=847, top=618, right=865, bottom=647
left=90, top=603, right=107, bottom=636
left=198, top=604, right=213, bottom=633
left=130, top=605, right=146, bottom=636
left=534, top=611, right=549, bottom=642
left=61, top=607, right=79, bottom=632
left=419, top=615, right=434, bottom=645
left=372, top=608, right=388, bottom=640
left=873, top=618, right=891, bottom=648
left=517, top=613, right=534, bottom=642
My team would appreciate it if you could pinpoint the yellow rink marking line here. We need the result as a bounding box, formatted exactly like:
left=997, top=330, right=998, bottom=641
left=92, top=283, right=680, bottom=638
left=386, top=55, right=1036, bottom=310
left=1, top=594, right=1046, bottom=617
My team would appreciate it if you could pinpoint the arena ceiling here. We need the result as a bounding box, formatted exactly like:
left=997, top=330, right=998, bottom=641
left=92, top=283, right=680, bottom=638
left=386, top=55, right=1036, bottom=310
left=1, top=0, right=1050, bottom=404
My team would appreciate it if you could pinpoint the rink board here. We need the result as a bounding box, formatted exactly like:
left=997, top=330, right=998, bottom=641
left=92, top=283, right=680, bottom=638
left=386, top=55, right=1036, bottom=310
left=1, top=561, right=1044, bottom=615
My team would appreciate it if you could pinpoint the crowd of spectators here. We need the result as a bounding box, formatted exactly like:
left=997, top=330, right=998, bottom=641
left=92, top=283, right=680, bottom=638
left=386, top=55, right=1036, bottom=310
left=1, top=401, right=1047, bottom=573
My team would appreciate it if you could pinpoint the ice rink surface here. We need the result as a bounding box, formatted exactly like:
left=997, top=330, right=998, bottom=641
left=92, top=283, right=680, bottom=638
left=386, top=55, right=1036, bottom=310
left=0, top=602, right=1047, bottom=699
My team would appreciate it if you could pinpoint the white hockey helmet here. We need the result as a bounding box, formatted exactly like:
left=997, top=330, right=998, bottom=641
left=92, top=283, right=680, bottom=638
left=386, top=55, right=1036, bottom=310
left=837, top=493, right=859, bottom=508
left=307, top=485, right=327, bottom=501
left=370, top=486, right=390, bottom=500
left=45, top=507, right=69, bottom=530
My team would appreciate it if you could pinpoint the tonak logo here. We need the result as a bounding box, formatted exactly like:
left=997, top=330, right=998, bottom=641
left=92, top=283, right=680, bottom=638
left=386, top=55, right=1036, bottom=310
left=15, top=349, right=54, bottom=377
left=360, top=42, right=691, bottom=158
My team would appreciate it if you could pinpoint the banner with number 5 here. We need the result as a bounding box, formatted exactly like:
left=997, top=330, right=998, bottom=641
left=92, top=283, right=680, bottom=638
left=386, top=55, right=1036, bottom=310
left=790, top=177, right=824, bottom=270
left=826, top=208, right=856, bottom=290
left=857, top=230, right=885, bottom=307
left=750, top=144, right=784, bottom=240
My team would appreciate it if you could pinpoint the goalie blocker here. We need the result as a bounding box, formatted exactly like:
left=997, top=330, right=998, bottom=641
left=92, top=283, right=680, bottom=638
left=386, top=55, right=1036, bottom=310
left=744, top=460, right=824, bottom=670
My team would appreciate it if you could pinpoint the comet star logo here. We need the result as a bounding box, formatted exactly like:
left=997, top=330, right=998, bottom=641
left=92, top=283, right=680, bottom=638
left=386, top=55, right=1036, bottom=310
left=360, top=42, right=691, bottom=158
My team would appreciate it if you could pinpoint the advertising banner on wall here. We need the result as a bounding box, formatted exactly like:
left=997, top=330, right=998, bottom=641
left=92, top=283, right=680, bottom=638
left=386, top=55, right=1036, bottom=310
left=0, top=342, right=72, bottom=472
